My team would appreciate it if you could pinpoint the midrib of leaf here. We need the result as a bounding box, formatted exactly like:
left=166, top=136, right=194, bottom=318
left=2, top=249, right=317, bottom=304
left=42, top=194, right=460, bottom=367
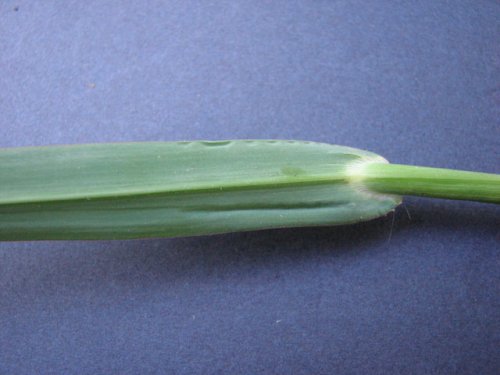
left=1, top=172, right=353, bottom=206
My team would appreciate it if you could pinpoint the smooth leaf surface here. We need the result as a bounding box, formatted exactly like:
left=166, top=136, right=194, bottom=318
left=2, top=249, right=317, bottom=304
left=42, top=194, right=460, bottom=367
left=0, top=141, right=401, bottom=240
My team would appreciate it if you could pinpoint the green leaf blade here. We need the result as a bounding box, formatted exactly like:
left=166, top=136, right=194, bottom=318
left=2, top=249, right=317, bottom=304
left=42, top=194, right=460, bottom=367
left=0, top=140, right=401, bottom=240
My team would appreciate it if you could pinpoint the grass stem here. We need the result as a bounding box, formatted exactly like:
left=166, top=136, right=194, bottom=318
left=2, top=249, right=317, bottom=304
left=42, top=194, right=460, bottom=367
left=361, top=163, right=500, bottom=204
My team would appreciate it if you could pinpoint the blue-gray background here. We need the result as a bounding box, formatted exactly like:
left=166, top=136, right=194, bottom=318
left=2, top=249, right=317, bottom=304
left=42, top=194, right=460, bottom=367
left=1, top=1, right=499, bottom=374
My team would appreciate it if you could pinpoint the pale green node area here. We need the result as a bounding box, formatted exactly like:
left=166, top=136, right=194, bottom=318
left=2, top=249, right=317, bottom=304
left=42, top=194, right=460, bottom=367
left=0, top=140, right=401, bottom=240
